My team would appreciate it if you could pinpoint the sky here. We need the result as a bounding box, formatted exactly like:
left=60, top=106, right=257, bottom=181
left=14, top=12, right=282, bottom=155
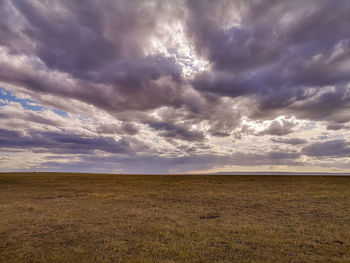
left=0, top=0, right=350, bottom=174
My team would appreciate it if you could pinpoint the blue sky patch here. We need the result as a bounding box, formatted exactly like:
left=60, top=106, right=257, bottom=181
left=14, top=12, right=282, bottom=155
left=0, top=87, right=68, bottom=117
left=0, top=87, right=43, bottom=111
left=52, top=109, right=68, bottom=117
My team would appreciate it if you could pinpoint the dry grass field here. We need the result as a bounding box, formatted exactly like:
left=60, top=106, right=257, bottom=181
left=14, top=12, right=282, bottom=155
left=0, top=173, right=349, bottom=262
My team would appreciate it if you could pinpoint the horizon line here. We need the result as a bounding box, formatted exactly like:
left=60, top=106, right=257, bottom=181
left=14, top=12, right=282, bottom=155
left=0, top=171, right=349, bottom=176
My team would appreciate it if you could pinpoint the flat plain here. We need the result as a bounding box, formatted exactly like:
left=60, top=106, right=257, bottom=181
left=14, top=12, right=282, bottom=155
left=0, top=173, right=349, bottom=262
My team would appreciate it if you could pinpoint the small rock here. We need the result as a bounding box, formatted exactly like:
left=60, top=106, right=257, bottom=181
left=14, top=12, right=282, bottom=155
left=200, top=213, right=220, bottom=219
left=333, top=240, right=344, bottom=245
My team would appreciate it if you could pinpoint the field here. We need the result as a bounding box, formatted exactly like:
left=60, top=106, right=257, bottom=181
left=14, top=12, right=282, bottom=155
left=0, top=173, right=349, bottom=262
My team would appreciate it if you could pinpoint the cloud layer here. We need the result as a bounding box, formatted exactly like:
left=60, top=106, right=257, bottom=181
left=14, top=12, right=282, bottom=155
left=0, top=0, right=349, bottom=173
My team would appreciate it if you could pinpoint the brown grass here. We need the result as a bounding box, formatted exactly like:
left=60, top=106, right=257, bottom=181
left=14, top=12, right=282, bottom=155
left=0, top=173, right=349, bottom=262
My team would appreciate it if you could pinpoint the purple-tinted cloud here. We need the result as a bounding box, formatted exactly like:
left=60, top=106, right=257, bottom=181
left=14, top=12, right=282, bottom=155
left=0, top=0, right=349, bottom=173
left=271, top=138, right=307, bottom=145
left=0, top=128, right=143, bottom=155
left=187, top=0, right=350, bottom=122
left=302, top=140, right=350, bottom=157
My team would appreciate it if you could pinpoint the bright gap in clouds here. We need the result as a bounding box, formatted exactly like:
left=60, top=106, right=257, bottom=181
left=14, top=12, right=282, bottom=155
left=146, top=18, right=210, bottom=78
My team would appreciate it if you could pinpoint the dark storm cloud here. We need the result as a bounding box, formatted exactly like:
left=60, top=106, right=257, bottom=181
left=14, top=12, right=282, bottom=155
left=96, top=122, right=139, bottom=136
left=0, top=0, right=185, bottom=115
left=187, top=0, right=350, bottom=122
left=4, top=0, right=167, bottom=76
left=0, top=54, right=183, bottom=112
left=271, top=138, right=307, bottom=145
left=259, top=120, right=295, bottom=136
left=0, top=108, right=59, bottom=127
left=0, top=128, right=143, bottom=154
left=1, top=0, right=349, bottom=127
left=302, top=140, right=350, bottom=157
left=188, top=0, right=350, bottom=71
left=146, top=120, right=205, bottom=142
left=327, top=124, right=345, bottom=131
left=266, top=151, right=300, bottom=160
left=120, top=123, right=139, bottom=136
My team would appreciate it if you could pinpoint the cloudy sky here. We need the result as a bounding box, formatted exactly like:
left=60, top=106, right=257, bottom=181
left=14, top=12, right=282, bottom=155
left=0, top=0, right=350, bottom=174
